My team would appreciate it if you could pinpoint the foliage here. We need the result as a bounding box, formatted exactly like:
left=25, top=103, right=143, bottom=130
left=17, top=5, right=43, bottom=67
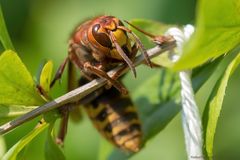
left=2, top=121, right=48, bottom=160
left=173, top=0, right=240, bottom=70
left=0, top=0, right=239, bottom=159
left=0, top=136, right=6, bottom=159
left=44, top=115, right=65, bottom=160
left=202, top=47, right=240, bottom=158
left=0, top=6, right=14, bottom=50
left=0, top=51, right=45, bottom=106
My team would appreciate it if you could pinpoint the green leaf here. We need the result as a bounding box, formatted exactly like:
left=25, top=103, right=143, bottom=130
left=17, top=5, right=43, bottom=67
left=0, top=50, right=45, bottom=106
left=39, top=60, right=53, bottom=94
left=109, top=70, right=181, bottom=159
left=0, top=5, right=14, bottom=50
left=134, top=69, right=181, bottom=141
left=192, top=56, right=222, bottom=92
left=194, top=45, right=240, bottom=103
left=203, top=51, right=240, bottom=158
left=128, top=19, right=175, bottom=67
left=174, top=0, right=240, bottom=70
left=97, top=138, right=113, bottom=160
left=2, top=121, right=48, bottom=160
left=45, top=121, right=65, bottom=160
left=0, top=136, right=6, bottom=159
left=142, top=102, right=180, bottom=141
left=0, top=104, right=36, bottom=125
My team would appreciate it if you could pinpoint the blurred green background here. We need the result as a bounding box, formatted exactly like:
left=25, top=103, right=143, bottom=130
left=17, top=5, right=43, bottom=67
left=1, top=0, right=240, bottom=160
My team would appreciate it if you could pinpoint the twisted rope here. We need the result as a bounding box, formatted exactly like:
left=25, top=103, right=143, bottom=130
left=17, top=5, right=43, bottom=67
left=166, top=25, right=204, bottom=160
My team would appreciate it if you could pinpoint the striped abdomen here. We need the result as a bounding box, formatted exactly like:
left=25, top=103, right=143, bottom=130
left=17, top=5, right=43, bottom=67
left=83, top=86, right=142, bottom=152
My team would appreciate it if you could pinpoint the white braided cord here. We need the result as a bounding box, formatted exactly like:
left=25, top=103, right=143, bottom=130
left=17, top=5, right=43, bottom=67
left=166, top=25, right=204, bottom=160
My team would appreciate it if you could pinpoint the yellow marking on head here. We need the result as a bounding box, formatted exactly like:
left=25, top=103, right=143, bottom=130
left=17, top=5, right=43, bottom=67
left=110, top=48, right=122, bottom=60
left=112, top=29, right=127, bottom=46
left=105, top=22, right=116, bottom=30
left=109, top=29, right=133, bottom=60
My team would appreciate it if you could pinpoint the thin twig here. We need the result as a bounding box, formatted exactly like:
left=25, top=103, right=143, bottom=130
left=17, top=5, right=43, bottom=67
left=0, top=41, right=176, bottom=135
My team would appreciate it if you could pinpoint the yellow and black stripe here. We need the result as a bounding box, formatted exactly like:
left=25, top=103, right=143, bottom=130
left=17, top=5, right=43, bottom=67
left=81, top=78, right=142, bottom=152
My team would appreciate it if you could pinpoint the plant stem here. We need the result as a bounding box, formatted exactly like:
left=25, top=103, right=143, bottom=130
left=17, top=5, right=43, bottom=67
left=0, top=5, right=15, bottom=50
